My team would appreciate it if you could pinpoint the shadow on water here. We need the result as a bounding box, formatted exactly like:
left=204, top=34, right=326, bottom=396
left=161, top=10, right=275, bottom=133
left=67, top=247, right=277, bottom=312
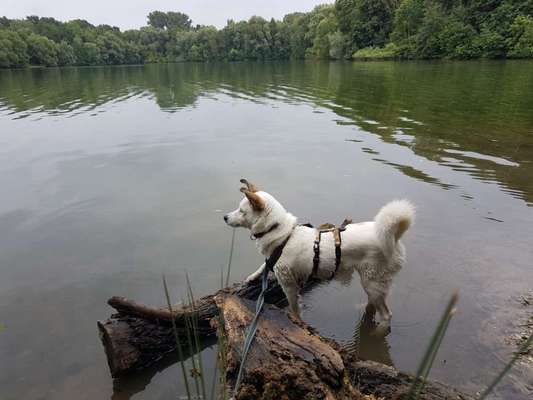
left=110, top=336, right=217, bottom=400
left=1, top=61, right=532, bottom=205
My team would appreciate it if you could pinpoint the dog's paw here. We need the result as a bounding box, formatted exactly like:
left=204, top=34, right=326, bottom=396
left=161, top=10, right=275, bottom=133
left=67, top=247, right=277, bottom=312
left=288, top=312, right=305, bottom=327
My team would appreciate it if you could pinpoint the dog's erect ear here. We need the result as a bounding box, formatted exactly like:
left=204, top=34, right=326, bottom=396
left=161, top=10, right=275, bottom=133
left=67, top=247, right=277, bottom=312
left=240, top=188, right=265, bottom=211
left=240, top=178, right=259, bottom=193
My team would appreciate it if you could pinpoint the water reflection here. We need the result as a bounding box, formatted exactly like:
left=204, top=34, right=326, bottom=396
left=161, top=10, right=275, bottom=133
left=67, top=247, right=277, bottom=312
left=110, top=338, right=217, bottom=400
left=1, top=62, right=532, bottom=205
left=344, top=315, right=394, bottom=368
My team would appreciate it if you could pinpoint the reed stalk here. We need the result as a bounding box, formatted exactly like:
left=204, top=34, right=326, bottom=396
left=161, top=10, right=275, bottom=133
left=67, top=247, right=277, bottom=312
left=407, top=291, right=459, bottom=400
left=182, top=296, right=202, bottom=399
left=224, top=228, right=236, bottom=287
left=162, top=274, right=192, bottom=400
left=186, top=272, right=207, bottom=400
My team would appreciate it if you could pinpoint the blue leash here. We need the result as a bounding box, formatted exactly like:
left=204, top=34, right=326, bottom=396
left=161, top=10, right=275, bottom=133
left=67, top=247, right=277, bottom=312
left=233, top=266, right=269, bottom=395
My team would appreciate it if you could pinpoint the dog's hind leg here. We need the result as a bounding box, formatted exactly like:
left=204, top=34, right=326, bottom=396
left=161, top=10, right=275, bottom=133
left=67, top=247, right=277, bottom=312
left=370, top=295, right=392, bottom=336
left=364, top=303, right=377, bottom=322
left=245, top=262, right=266, bottom=283
left=359, top=275, right=391, bottom=333
left=359, top=274, right=379, bottom=320
left=376, top=296, right=392, bottom=322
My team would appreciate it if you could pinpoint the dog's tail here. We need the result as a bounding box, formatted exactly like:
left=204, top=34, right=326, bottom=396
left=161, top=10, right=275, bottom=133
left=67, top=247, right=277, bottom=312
left=374, top=199, right=415, bottom=258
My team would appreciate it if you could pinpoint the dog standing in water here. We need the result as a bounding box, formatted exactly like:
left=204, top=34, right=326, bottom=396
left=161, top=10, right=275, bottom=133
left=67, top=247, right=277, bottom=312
left=224, top=179, right=414, bottom=329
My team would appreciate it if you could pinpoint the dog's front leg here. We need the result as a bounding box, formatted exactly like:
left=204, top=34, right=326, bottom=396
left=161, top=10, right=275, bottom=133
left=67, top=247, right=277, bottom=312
left=275, top=270, right=302, bottom=323
left=245, top=262, right=266, bottom=283
left=285, top=288, right=303, bottom=324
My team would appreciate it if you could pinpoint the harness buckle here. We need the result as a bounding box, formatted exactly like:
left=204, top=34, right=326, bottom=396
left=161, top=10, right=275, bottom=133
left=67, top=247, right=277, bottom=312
left=310, top=218, right=351, bottom=279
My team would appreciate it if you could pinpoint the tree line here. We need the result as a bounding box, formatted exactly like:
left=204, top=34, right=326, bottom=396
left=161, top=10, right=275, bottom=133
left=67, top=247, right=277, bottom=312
left=1, top=1, right=532, bottom=68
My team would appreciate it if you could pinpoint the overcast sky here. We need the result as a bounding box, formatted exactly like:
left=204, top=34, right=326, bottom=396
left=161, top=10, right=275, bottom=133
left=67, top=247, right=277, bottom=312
left=1, top=0, right=333, bottom=30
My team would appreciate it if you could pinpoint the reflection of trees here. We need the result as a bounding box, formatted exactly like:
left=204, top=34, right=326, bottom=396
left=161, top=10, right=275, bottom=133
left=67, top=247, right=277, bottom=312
left=0, top=61, right=532, bottom=204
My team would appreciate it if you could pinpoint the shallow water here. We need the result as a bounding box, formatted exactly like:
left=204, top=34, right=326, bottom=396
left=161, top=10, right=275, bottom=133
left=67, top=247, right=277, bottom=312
left=0, top=61, right=532, bottom=399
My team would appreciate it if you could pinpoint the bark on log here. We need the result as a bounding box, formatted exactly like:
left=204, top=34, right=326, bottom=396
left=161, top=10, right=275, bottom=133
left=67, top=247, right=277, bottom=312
left=215, top=294, right=361, bottom=400
left=98, top=276, right=319, bottom=376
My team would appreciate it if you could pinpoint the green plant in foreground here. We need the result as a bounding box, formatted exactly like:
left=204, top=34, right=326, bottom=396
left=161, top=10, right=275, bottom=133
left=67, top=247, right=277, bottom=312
left=407, top=292, right=459, bottom=400
left=225, top=228, right=236, bottom=287
left=165, top=231, right=235, bottom=400
left=162, top=274, right=192, bottom=400
left=186, top=272, right=207, bottom=400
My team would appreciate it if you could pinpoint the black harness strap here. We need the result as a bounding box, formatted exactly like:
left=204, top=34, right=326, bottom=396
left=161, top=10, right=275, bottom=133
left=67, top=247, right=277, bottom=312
left=312, top=230, right=321, bottom=276
left=265, top=236, right=290, bottom=272
left=334, top=228, right=342, bottom=271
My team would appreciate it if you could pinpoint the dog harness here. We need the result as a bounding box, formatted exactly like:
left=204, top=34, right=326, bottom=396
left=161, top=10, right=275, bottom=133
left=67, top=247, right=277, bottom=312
left=309, top=218, right=352, bottom=278
left=250, top=218, right=353, bottom=277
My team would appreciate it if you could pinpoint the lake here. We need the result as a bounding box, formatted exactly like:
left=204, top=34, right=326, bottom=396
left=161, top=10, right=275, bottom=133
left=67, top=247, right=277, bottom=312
left=0, top=61, right=532, bottom=400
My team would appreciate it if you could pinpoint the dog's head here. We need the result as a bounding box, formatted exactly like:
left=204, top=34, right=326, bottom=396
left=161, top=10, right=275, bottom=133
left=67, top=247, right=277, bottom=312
left=224, top=179, right=286, bottom=235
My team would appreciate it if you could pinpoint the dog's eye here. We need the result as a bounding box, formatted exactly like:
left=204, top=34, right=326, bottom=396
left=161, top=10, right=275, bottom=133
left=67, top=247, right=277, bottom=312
left=240, top=209, right=246, bottom=215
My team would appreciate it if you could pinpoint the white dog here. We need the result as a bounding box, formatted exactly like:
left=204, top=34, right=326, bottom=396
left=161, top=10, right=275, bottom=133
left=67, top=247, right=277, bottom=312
left=224, top=179, right=414, bottom=328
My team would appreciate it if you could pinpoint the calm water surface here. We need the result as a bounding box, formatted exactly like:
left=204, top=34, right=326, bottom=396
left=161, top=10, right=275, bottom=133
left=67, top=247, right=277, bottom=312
left=1, top=61, right=532, bottom=399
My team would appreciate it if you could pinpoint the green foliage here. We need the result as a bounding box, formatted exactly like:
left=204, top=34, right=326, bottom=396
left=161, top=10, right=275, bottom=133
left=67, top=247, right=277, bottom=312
left=0, top=2, right=532, bottom=68
left=56, top=41, right=76, bottom=65
left=96, top=32, right=126, bottom=64
left=0, top=30, right=29, bottom=67
left=26, top=33, right=59, bottom=66
left=306, top=5, right=338, bottom=59
left=508, top=15, right=533, bottom=57
left=73, top=37, right=101, bottom=65
left=147, top=11, right=192, bottom=31
left=336, top=0, right=395, bottom=52
left=328, top=31, right=348, bottom=59
left=352, top=43, right=400, bottom=59
left=391, top=0, right=425, bottom=43
left=390, top=0, right=533, bottom=59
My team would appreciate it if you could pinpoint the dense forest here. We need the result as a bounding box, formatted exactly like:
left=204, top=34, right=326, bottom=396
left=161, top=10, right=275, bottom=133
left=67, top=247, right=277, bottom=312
left=1, top=0, right=533, bottom=68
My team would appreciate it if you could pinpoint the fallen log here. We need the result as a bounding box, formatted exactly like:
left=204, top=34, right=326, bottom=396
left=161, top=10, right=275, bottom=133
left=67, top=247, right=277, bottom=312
left=98, top=275, right=320, bottom=376
left=216, top=294, right=474, bottom=400
left=215, top=294, right=360, bottom=399
left=98, top=277, right=474, bottom=399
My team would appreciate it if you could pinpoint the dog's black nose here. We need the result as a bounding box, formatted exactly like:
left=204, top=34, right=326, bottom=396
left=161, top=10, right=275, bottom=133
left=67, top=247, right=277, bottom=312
left=223, top=215, right=228, bottom=222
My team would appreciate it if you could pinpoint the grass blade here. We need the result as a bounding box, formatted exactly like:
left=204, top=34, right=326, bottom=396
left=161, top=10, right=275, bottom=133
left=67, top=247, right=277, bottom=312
left=407, top=291, right=459, bottom=400
left=182, top=296, right=201, bottom=399
left=162, top=275, right=192, bottom=400
left=225, top=228, right=236, bottom=287
left=186, top=272, right=207, bottom=400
